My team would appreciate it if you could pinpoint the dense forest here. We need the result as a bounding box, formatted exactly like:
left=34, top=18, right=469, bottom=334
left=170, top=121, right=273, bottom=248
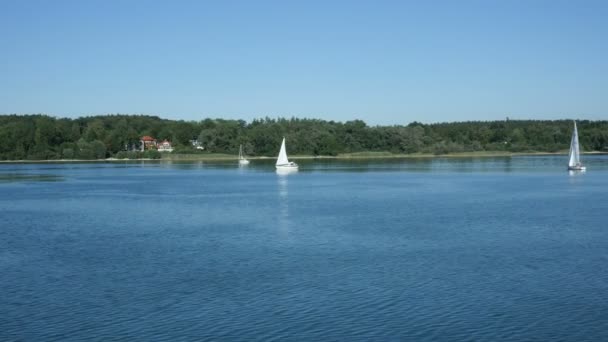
left=0, top=114, right=607, bottom=160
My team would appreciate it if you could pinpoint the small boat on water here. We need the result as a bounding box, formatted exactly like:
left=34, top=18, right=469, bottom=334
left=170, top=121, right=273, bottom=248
left=275, top=137, right=298, bottom=171
left=238, top=144, right=250, bottom=165
left=568, top=121, right=586, bottom=171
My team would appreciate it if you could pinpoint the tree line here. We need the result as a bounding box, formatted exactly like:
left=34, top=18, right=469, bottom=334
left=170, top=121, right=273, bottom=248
left=0, top=114, right=607, bottom=160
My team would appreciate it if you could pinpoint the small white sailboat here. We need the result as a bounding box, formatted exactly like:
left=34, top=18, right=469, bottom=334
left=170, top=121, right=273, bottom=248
left=275, top=137, right=298, bottom=170
left=238, top=144, right=250, bottom=165
left=567, top=121, right=586, bottom=171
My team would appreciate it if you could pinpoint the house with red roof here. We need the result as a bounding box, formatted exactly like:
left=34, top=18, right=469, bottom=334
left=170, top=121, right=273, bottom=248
left=140, top=136, right=157, bottom=151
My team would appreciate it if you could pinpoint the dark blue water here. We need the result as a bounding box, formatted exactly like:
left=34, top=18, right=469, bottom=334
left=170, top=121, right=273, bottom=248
left=2, top=156, right=608, bottom=341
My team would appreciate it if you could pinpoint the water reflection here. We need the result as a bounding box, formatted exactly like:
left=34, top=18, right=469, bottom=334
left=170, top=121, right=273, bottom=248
left=277, top=172, right=291, bottom=237
left=0, top=173, right=63, bottom=183
left=569, top=170, right=586, bottom=176
left=237, top=162, right=248, bottom=174
left=1, top=154, right=606, bottom=175
left=238, top=160, right=252, bottom=173
left=301, top=157, right=521, bottom=173
left=568, top=169, right=586, bottom=184
left=427, top=157, right=515, bottom=173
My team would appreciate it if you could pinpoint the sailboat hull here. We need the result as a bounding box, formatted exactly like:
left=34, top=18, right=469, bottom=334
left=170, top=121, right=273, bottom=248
left=276, top=163, right=298, bottom=170
left=568, top=165, right=586, bottom=171
left=276, top=165, right=298, bottom=175
left=239, top=159, right=250, bottom=165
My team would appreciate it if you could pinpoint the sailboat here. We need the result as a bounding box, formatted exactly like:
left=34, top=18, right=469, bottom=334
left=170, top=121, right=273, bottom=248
left=567, top=121, right=586, bottom=171
left=238, top=144, right=250, bottom=165
left=275, top=137, right=298, bottom=170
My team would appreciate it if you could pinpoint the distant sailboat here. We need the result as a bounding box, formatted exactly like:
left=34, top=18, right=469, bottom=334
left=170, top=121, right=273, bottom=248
left=275, top=137, right=298, bottom=170
left=568, top=121, right=586, bottom=171
left=238, top=144, right=250, bottom=165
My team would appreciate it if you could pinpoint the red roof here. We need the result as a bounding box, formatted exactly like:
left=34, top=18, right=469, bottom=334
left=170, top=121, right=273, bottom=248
left=141, top=136, right=155, bottom=141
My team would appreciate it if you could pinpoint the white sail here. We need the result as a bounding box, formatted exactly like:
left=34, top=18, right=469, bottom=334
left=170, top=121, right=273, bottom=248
left=276, top=138, right=290, bottom=166
left=238, top=144, right=249, bottom=165
left=568, top=121, right=581, bottom=167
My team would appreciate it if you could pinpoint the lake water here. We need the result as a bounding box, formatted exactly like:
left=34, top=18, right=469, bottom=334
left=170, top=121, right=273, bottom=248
left=2, top=155, right=608, bottom=341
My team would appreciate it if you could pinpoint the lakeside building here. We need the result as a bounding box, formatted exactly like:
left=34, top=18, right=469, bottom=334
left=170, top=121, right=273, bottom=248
left=157, top=140, right=174, bottom=152
left=138, top=136, right=174, bottom=152
left=190, top=139, right=205, bottom=150
left=140, top=136, right=157, bottom=151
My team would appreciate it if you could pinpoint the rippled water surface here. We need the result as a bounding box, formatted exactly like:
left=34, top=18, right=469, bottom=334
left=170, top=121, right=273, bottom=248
left=2, top=156, right=608, bottom=341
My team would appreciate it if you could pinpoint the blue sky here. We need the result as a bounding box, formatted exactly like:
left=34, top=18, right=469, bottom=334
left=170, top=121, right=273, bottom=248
left=0, top=0, right=606, bottom=124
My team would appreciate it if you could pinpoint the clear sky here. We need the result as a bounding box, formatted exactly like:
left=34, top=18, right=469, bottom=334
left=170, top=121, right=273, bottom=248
left=0, top=0, right=606, bottom=124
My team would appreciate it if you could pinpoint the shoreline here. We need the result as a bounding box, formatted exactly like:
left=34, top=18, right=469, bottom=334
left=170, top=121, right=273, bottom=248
left=1, top=151, right=606, bottom=163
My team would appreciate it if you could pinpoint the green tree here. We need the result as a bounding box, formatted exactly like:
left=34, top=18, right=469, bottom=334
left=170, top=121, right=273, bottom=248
left=84, top=119, right=106, bottom=142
